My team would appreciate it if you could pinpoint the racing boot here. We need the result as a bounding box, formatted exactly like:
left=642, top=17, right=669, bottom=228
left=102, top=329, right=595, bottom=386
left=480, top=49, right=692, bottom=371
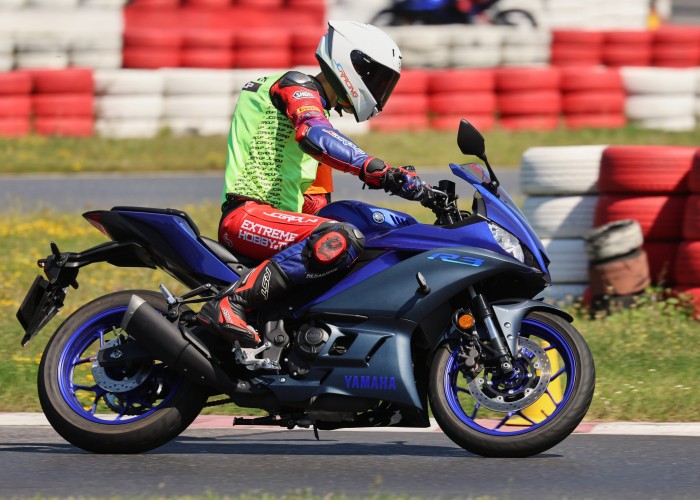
left=199, top=260, right=290, bottom=348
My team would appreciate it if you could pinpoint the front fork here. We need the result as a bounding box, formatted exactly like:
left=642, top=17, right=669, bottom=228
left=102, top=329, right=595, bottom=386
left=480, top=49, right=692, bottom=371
left=467, top=286, right=515, bottom=375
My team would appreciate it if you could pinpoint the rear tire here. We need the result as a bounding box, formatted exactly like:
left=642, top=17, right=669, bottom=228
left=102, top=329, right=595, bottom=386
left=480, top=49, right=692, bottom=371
left=38, top=290, right=209, bottom=453
left=429, top=311, right=595, bottom=457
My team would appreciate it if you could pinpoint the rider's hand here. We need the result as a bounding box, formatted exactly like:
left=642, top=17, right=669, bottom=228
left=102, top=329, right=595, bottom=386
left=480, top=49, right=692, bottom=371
left=385, top=166, right=427, bottom=201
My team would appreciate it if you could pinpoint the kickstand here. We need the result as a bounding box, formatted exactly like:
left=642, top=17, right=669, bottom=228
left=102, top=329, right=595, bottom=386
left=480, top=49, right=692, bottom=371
left=313, top=423, right=320, bottom=441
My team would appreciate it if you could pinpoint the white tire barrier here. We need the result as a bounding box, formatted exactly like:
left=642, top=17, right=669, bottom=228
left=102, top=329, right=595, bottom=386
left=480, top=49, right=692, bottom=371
left=523, top=195, right=598, bottom=239
left=94, top=69, right=164, bottom=95
left=520, top=145, right=606, bottom=195
left=94, top=95, right=163, bottom=119
left=162, top=95, right=234, bottom=119
left=541, top=238, right=589, bottom=283
left=620, top=67, right=697, bottom=95
left=162, top=69, right=234, bottom=95
left=95, top=118, right=161, bottom=138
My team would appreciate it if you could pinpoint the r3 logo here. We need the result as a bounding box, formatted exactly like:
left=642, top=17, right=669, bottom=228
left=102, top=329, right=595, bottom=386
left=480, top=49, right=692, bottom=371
left=428, top=252, right=485, bottom=267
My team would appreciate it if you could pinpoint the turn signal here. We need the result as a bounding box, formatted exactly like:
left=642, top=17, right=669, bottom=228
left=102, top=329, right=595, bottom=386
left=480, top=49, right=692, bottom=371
left=457, top=313, right=475, bottom=330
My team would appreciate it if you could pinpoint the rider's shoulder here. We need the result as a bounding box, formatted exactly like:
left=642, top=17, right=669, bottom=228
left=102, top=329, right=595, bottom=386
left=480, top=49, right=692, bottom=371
left=276, top=71, right=317, bottom=91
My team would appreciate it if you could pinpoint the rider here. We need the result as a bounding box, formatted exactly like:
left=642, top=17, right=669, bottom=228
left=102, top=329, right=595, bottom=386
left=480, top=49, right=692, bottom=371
left=201, top=20, right=428, bottom=348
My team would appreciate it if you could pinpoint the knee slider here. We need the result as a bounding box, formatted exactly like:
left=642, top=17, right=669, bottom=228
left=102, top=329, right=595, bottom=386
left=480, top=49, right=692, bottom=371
left=304, top=222, right=364, bottom=272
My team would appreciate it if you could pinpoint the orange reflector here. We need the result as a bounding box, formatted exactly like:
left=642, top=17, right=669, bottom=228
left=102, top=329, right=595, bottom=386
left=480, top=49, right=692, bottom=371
left=457, top=314, right=475, bottom=330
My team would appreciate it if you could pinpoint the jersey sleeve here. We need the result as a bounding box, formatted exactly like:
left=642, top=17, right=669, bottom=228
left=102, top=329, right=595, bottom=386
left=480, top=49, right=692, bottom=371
left=270, top=71, right=383, bottom=179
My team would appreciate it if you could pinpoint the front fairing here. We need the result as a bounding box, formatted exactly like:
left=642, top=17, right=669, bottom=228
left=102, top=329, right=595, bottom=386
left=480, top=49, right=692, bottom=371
left=449, top=163, right=550, bottom=278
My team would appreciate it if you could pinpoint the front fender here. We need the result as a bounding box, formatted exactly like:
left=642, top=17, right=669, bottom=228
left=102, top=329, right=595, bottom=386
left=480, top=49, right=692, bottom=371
left=491, top=299, right=574, bottom=357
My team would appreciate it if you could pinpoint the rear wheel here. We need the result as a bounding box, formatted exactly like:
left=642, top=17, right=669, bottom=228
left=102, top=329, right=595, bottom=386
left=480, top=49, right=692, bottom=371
left=429, top=311, right=595, bottom=457
left=38, top=290, right=209, bottom=453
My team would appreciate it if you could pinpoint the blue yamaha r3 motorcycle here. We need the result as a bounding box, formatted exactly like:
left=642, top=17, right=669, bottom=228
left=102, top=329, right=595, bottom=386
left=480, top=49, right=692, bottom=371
left=17, top=120, right=595, bottom=457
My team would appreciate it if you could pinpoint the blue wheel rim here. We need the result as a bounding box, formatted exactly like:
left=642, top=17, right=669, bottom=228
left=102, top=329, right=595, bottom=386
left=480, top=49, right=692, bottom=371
left=57, top=305, right=182, bottom=425
left=444, top=317, right=577, bottom=436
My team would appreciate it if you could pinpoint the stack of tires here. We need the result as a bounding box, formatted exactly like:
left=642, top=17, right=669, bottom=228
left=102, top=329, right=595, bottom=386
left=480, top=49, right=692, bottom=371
left=181, top=29, right=234, bottom=69
left=602, top=30, right=653, bottom=67
left=428, top=68, right=496, bottom=132
left=620, top=66, right=698, bottom=131
left=675, top=151, right=700, bottom=318
left=560, top=66, right=626, bottom=129
left=501, top=28, right=551, bottom=67
left=234, top=29, right=290, bottom=69
left=448, top=26, right=503, bottom=69
left=549, top=30, right=603, bottom=66
left=584, top=219, right=651, bottom=313
left=520, top=144, right=607, bottom=303
left=593, top=146, right=697, bottom=286
left=652, top=27, right=700, bottom=68
left=123, top=28, right=182, bottom=69
left=0, top=71, right=31, bottom=137
left=94, top=69, right=164, bottom=138
left=161, top=68, right=234, bottom=136
left=29, top=68, right=94, bottom=136
left=495, top=66, right=561, bottom=130
left=0, top=35, right=12, bottom=71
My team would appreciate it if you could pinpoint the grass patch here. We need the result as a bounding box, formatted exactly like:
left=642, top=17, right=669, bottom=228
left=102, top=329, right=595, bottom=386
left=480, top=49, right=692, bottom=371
left=1, top=205, right=699, bottom=421
left=1, top=125, right=699, bottom=174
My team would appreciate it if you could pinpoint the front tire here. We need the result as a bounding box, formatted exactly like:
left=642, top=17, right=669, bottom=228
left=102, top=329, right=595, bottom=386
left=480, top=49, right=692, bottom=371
left=429, top=311, right=595, bottom=457
left=38, top=290, right=209, bottom=453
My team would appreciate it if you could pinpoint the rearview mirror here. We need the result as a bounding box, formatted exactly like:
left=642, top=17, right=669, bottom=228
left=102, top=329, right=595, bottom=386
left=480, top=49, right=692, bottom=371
left=457, top=119, right=486, bottom=160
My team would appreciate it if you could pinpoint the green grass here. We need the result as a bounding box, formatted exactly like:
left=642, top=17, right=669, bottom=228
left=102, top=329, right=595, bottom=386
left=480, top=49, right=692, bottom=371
left=1, top=125, right=699, bottom=174
left=1, top=204, right=699, bottom=421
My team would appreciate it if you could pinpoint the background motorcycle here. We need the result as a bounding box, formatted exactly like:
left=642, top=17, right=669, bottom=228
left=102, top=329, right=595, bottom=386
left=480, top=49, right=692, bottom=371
left=370, top=0, right=538, bottom=27
left=17, top=120, right=594, bottom=458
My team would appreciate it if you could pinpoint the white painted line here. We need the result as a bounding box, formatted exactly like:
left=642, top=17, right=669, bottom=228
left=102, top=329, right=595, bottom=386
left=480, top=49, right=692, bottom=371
left=588, top=422, right=700, bottom=437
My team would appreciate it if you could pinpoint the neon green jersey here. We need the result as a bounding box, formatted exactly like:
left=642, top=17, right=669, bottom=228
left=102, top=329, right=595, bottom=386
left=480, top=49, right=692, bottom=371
left=222, top=73, right=326, bottom=212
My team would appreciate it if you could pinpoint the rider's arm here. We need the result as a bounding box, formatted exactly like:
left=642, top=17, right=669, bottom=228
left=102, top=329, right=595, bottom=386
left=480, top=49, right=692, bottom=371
left=270, top=71, right=390, bottom=188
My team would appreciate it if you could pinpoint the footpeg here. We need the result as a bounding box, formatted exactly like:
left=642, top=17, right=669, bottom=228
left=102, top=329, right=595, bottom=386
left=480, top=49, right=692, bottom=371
left=232, top=341, right=279, bottom=370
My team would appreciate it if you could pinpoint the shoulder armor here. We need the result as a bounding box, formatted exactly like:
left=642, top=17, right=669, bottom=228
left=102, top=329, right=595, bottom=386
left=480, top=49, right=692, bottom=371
left=278, top=71, right=317, bottom=90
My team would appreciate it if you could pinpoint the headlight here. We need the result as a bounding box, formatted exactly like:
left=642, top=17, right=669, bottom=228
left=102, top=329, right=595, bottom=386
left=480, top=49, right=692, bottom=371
left=489, top=223, right=525, bottom=263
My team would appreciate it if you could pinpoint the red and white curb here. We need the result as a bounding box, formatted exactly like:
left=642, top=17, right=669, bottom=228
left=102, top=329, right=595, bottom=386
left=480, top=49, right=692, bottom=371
left=1, top=413, right=699, bottom=436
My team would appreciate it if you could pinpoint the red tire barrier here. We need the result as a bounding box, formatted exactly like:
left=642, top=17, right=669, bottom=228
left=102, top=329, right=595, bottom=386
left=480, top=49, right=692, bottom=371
left=564, top=113, right=626, bottom=129
left=431, top=113, right=495, bottom=131
left=381, top=93, right=429, bottom=116
left=369, top=113, right=429, bottom=132
left=550, top=44, right=603, bottom=66
left=124, top=28, right=183, bottom=49
left=602, top=44, right=653, bottom=67
left=0, top=96, right=31, bottom=118
left=594, top=195, right=685, bottom=240
left=0, top=72, right=32, bottom=95
left=498, top=115, right=559, bottom=131
left=689, top=150, right=700, bottom=194
left=644, top=241, right=679, bottom=285
left=674, top=241, right=700, bottom=285
left=123, top=48, right=182, bottom=69
left=127, top=0, right=181, bottom=7
left=237, top=0, right=284, bottom=6
left=428, top=69, right=495, bottom=93
left=32, top=94, right=94, bottom=118
left=34, top=117, right=95, bottom=137
left=394, top=69, right=429, bottom=95
left=497, top=91, right=561, bottom=115
left=0, top=119, right=31, bottom=137
left=183, top=0, right=231, bottom=7
left=652, top=27, right=700, bottom=44
left=183, top=30, right=233, bottom=49
left=234, top=49, right=291, bottom=69
left=652, top=44, right=700, bottom=68
left=553, top=30, right=605, bottom=45
left=562, top=91, right=625, bottom=114
left=235, top=29, right=290, bottom=49
left=683, top=195, right=700, bottom=240
left=604, top=30, right=653, bottom=45
left=494, top=67, right=560, bottom=92
left=560, top=66, right=622, bottom=92
left=181, top=49, right=234, bottom=68
left=598, top=146, right=696, bottom=194
left=23, top=69, right=93, bottom=94
left=430, top=92, right=495, bottom=115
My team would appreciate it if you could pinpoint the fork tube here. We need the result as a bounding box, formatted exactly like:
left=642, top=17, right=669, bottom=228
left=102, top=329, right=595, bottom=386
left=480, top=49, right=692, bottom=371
left=468, top=286, right=513, bottom=373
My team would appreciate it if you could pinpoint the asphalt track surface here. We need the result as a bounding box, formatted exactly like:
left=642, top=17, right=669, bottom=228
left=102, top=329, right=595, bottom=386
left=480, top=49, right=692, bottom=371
left=0, top=416, right=699, bottom=499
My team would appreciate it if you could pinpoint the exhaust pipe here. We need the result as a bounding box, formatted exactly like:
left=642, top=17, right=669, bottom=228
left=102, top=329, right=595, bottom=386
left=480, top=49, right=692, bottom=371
left=121, top=295, right=238, bottom=394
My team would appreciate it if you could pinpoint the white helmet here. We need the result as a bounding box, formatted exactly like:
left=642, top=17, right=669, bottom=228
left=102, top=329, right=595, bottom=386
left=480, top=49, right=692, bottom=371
left=316, top=20, right=402, bottom=122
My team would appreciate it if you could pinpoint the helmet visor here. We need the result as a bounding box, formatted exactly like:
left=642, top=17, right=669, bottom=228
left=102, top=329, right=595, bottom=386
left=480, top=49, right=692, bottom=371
left=350, top=49, right=400, bottom=112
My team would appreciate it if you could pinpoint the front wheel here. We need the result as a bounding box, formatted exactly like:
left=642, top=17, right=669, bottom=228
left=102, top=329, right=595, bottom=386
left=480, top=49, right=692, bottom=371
left=429, top=311, right=595, bottom=457
left=38, top=290, right=209, bottom=453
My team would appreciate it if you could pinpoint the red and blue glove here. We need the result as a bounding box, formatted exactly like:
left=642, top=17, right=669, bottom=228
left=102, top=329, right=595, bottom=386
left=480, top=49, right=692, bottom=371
left=384, top=166, right=427, bottom=201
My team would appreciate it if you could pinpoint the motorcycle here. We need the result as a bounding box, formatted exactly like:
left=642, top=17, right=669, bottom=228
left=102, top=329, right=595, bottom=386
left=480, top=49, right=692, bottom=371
left=16, top=120, right=594, bottom=458
left=370, top=0, right=538, bottom=27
